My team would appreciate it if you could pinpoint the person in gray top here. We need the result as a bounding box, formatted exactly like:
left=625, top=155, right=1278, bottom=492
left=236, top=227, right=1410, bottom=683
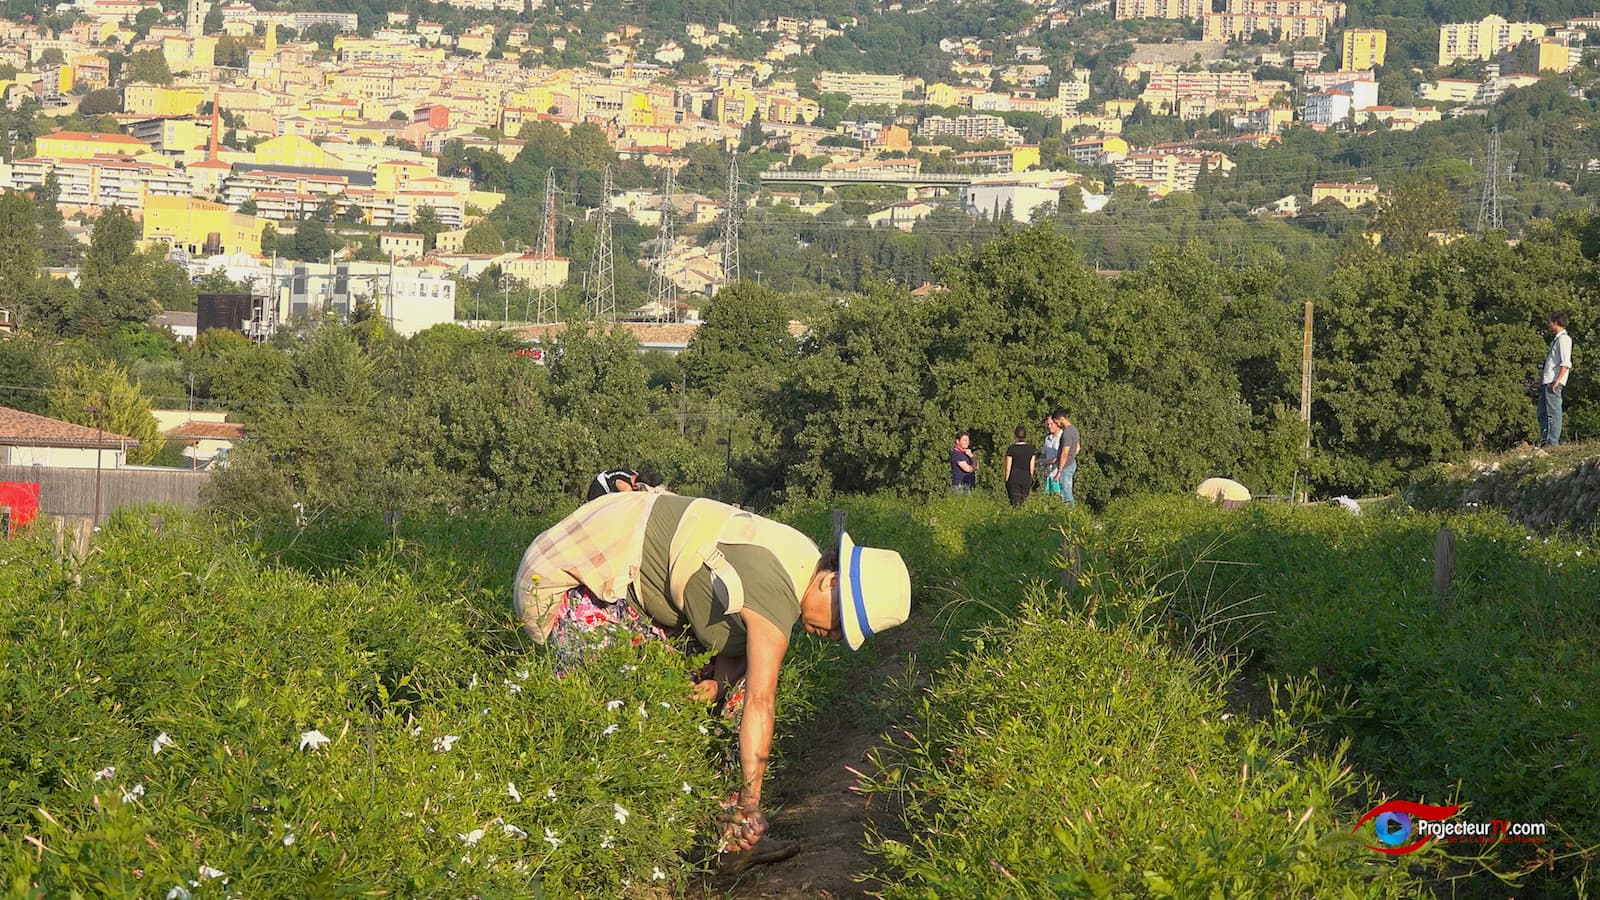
left=1051, top=408, right=1081, bottom=506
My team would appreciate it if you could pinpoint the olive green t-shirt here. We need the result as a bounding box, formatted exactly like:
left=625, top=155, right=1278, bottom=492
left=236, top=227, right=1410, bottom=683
left=634, top=494, right=802, bottom=656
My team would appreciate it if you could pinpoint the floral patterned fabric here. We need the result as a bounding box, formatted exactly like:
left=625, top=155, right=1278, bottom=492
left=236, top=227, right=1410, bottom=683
left=546, top=586, right=671, bottom=674
left=547, top=585, right=747, bottom=760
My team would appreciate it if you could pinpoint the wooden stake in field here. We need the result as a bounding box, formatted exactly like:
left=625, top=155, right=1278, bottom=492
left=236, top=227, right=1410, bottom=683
left=1434, top=526, right=1455, bottom=610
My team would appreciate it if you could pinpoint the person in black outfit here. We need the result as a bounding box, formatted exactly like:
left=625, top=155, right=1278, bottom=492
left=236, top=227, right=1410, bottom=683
left=586, top=468, right=660, bottom=501
left=1002, top=425, right=1036, bottom=507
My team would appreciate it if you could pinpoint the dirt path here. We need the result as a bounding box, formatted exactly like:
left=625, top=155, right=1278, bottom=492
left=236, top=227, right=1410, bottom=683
left=700, top=630, right=921, bottom=898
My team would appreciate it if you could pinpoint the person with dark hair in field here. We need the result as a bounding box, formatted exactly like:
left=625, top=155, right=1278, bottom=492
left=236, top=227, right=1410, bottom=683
left=1539, top=311, right=1574, bottom=447
left=513, top=493, right=911, bottom=869
left=586, top=468, right=660, bottom=501
left=1040, top=414, right=1063, bottom=496
left=1051, top=409, right=1081, bottom=506
left=950, top=431, right=977, bottom=493
left=1002, top=425, right=1036, bottom=507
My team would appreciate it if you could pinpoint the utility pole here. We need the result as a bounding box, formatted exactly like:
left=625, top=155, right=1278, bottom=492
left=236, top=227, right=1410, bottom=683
left=586, top=165, right=617, bottom=321
left=1477, top=126, right=1509, bottom=233
left=88, top=400, right=104, bottom=527
left=1300, top=300, right=1313, bottom=503
left=721, top=155, right=742, bottom=289
left=650, top=168, right=678, bottom=322
left=1301, top=301, right=1313, bottom=446
left=535, top=167, right=559, bottom=324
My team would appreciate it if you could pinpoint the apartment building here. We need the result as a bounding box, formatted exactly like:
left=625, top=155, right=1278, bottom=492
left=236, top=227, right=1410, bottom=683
left=953, top=145, right=1041, bottom=173
left=37, top=131, right=153, bottom=159
left=918, top=114, right=1025, bottom=144
left=9, top=155, right=193, bottom=211
left=813, top=71, right=922, bottom=106
left=141, top=195, right=265, bottom=255
left=1202, top=0, right=1344, bottom=41
left=1114, top=0, right=1209, bottom=19
left=1438, top=15, right=1545, bottom=64
left=1341, top=28, right=1387, bottom=70
left=1115, top=150, right=1233, bottom=195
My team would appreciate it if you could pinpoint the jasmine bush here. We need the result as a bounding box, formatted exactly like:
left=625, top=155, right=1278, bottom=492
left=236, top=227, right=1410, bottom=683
left=1102, top=497, right=1600, bottom=890
left=859, top=594, right=1426, bottom=897
left=0, top=513, right=728, bottom=896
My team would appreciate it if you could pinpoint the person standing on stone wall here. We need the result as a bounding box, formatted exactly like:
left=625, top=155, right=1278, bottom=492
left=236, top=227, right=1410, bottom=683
left=1539, top=311, right=1573, bottom=448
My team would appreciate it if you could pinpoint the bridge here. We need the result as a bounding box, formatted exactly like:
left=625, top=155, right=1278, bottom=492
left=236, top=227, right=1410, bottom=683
left=758, top=170, right=973, bottom=190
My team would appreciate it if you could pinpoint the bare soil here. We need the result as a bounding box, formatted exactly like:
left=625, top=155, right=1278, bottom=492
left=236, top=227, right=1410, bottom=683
left=699, top=630, right=923, bottom=899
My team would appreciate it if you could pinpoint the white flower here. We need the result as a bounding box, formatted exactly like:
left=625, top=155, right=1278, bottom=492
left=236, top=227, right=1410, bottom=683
left=93, top=766, right=115, bottom=782
left=697, top=722, right=709, bottom=735
left=121, top=784, right=145, bottom=804
left=613, top=803, right=629, bottom=825
left=600, top=832, right=614, bottom=849
left=652, top=866, right=666, bottom=881
left=505, top=681, right=522, bottom=695
left=152, top=732, right=176, bottom=755
left=502, top=822, right=528, bottom=839
left=468, top=674, right=479, bottom=689
left=681, top=781, right=693, bottom=794
left=282, top=833, right=295, bottom=847
left=433, top=734, right=460, bottom=752
left=299, top=730, right=331, bottom=751
left=516, top=669, right=530, bottom=680
left=660, top=701, right=671, bottom=709
left=457, top=828, right=485, bottom=846
left=543, top=827, right=561, bottom=849
left=166, top=888, right=191, bottom=900
left=197, top=865, right=225, bottom=882
left=600, top=724, right=618, bottom=737
left=637, top=703, right=649, bottom=718
left=606, top=700, right=624, bottom=711
left=545, top=786, right=557, bottom=801
left=507, top=782, right=522, bottom=803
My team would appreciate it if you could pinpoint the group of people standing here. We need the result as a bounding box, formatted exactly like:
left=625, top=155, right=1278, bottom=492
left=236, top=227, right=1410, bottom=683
left=950, top=410, right=1081, bottom=507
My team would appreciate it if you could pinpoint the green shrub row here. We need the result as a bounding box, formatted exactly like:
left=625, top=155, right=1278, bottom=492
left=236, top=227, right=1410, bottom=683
left=0, top=513, right=729, bottom=897
left=857, top=592, right=1425, bottom=897
left=1099, top=497, right=1600, bottom=888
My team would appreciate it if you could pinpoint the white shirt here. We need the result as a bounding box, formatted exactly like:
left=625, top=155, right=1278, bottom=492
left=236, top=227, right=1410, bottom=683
left=1543, top=330, right=1573, bottom=386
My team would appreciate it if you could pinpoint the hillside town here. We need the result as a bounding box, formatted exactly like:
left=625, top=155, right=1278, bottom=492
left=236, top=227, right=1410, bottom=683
left=0, top=0, right=1595, bottom=335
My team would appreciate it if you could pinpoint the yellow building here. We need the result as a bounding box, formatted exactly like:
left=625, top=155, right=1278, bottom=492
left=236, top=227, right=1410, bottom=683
left=1311, top=182, right=1380, bottom=208
left=124, top=84, right=208, bottom=117
left=1534, top=37, right=1579, bottom=73
left=253, top=134, right=342, bottom=169
left=375, top=158, right=435, bottom=193
left=953, top=144, right=1041, bottom=173
left=1438, top=15, right=1545, bottom=65
left=37, top=130, right=154, bottom=159
left=142, top=196, right=265, bottom=255
left=1341, top=28, right=1387, bottom=70
left=1103, top=98, right=1140, bottom=118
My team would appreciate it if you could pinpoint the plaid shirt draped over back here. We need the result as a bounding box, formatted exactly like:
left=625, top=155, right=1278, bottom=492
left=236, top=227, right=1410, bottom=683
left=514, top=492, right=664, bottom=642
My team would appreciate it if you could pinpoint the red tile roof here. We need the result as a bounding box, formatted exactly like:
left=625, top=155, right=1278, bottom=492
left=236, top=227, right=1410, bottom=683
left=0, top=406, right=142, bottom=448
left=163, top=421, right=245, bottom=440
